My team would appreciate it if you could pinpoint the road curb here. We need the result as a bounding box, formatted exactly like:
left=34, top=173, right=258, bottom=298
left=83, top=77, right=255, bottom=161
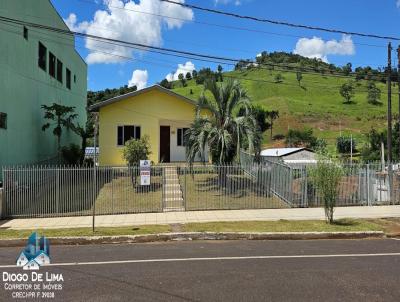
left=0, top=231, right=386, bottom=247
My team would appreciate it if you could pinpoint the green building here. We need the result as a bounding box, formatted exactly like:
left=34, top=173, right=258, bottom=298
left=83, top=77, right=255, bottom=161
left=0, top=0, right=87, bottom=179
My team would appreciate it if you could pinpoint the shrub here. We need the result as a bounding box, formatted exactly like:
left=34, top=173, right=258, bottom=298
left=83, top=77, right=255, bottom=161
left=122, top=135, right=151, bottom=166
left=61, top=144, right=82, bottom=165
left=273, top=134, right=285, bottom=140
left=310, top=157, right=343, bottom=223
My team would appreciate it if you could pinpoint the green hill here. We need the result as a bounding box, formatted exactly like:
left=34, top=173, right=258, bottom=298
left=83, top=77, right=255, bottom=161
left=171, top=66, right=396, bottom=151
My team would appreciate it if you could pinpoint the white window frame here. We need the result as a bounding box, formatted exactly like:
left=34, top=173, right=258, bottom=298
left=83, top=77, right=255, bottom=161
left=177, top=128, right=189, bottom=147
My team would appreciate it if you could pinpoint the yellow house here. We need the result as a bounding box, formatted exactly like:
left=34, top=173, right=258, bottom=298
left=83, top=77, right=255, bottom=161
left=90, top=85, right=209, bottom=165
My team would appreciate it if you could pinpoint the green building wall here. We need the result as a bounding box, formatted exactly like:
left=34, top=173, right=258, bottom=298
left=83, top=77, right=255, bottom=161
left=0, top=0, right=87, bottom=180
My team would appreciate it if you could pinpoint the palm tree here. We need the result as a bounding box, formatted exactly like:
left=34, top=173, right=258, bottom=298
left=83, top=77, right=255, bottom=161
left=41, top=103, right=77, bottom=161
left=266, top=110, right=279, bottom=140
left=185, top=79, right=259, bottom=167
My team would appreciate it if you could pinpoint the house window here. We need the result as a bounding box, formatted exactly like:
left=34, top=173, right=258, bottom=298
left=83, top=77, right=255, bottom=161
left=0, top=112, right=7, bottom=129
left=66, top=68, right=71, bottom=89
left=49, top=52, right=56, bottom=78
left=38, top=42, right=46, bottom=71
left=23, top=26, right=28, bottom=40
left=177, top=128, right=189, bottom=146
left=117, top=125, right=141, bottom=146
left=74, top=74, right=76, bottom=83
left=57, top=59, right=63, bottom=83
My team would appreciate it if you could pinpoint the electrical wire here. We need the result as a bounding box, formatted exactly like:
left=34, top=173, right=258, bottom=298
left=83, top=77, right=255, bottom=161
left=160, top=0, right=400, bottom=41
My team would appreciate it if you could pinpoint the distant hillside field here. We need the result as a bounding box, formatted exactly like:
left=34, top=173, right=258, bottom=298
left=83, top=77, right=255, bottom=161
left=172, top=68, right=396, bottom=150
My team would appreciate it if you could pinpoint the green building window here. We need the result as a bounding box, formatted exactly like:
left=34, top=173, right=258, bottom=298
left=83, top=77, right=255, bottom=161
left=0, top=113, right=7, bottom=129
left=57, top=59, right=63, bottom=83
left=66, top=68, right=71, bottom=89
left=38, top=42, right=46, bottom=71
left=49, top=52, right=56, bottom=78
left=23, top=26, right=28, bottom=40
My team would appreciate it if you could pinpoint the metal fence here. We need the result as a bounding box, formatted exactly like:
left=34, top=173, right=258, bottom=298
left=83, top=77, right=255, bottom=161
left=1, top=157, right=400, bottom=218
left=240, top=150, right=400, bottom=207
left=1, top=164, right=286, bottom=218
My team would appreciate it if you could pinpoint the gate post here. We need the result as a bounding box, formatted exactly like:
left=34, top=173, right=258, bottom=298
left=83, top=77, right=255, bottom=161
left=184, top=166, right=187, bottom=211
left=56, top=168, right=60, bottom=214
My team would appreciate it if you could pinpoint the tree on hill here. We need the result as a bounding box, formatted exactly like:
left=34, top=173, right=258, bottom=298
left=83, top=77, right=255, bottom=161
left=217, top=65, right=223, bottom=82
left=178, top=73, right=186, bottom=87
left=192, top=70, right=197, bottom=79
left=367, top=82, right=381, bottom=105
left=195, top=68, right=216, bottom=85
left=285, top=128, right=326, bottom=151
left=342, top=63, right=352, bottom=76
left=186, top=72, right=192, bottom=81
left=340, top=81, right=355, bottom=104
left=87, top=85, right=137, bottom=107
left=296, top=71, right=303, bottom=86
left=274, top=73, right=283, bottom=83
left=266, top=110, right=279, bottom=139
left=159, top=78, right=172, bottom=89
left=336, top=136, right=356, bottom=154
left=185, top=79, right=259, bottom=169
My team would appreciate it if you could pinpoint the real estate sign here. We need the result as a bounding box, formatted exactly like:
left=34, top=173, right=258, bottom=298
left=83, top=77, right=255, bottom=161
left=140, top=160, right=151, bottom=186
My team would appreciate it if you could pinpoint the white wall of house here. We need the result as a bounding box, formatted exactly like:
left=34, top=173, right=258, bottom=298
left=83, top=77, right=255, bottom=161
left=161, top=120, right=208, bottom=162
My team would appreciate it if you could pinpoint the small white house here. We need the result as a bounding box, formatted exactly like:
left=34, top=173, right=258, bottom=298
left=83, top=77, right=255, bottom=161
left=23, top=259, right=40, bottom=270
left=16, top=251, right=29, bottom=267
left=34, top=252, right=50, bottom=266
left=260, top=148, right=317, bottom=167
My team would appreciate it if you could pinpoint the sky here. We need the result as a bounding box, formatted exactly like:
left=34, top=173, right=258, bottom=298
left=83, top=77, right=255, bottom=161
left=50, top=0, right=400, bottom=91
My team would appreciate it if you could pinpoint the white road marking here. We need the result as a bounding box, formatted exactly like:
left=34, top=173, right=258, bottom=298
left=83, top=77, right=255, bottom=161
left=1, top=253, right=400, bottom=268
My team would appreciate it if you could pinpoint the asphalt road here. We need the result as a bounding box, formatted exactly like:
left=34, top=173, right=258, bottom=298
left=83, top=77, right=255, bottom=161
left=0, top=239, right=400, bottom=301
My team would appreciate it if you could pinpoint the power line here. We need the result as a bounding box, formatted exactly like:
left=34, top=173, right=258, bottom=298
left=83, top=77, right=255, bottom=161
left=78, top=0, right=386, bottom=49
left=0, top=15, right=393, bottom=84
left=160, top=0, right=400, bottom=42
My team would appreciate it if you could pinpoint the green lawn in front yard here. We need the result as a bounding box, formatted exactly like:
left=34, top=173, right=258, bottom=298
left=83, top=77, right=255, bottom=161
left=1, top=219, right=395, bottom=239
left=182, top=219, right=385, bottom=233
left=95, top=176, right=163, bottom=214
left=180, top=169, right=288, bottom=210
left=0, top=225, right=171, bottom=239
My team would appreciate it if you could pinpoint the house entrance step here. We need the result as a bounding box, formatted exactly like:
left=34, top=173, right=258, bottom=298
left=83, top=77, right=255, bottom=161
left=163, top=166, right=184, bottom=212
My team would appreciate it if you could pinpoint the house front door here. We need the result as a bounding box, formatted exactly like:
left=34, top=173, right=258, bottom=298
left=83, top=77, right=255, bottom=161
left=160, top=126, right=170, bottom=163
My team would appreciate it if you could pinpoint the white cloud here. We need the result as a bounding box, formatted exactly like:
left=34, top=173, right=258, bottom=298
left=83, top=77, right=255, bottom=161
left=65, top=0, right=193, bottom=64
left=293, top=35, right=355, bottom=63
left=128, top=69, right=148, bottom=90
left=64, top=13, right=89, bottom=32
left=165, top=61, right=195, bottom=81
left=397, top=0, right=400, bottom=8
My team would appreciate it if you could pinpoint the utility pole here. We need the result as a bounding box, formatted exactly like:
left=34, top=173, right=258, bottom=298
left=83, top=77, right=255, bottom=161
left=398, top=45, right=400, bottom=160
left=387, top=42, right=393, bottom=163
left=387, top=42, right=393, bottom=203
left=92, top=113, right=98, bottom=233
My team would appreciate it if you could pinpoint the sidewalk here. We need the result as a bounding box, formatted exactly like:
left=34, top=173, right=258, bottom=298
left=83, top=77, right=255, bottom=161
left=1, top=206, right=400, bottom=230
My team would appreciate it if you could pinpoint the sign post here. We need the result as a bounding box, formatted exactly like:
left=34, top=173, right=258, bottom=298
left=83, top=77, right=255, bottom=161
left=140, top=160, right=151, bottom=186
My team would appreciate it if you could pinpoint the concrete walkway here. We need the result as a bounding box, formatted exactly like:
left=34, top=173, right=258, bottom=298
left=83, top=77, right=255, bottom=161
left=1, top=206, right=400, bottom=230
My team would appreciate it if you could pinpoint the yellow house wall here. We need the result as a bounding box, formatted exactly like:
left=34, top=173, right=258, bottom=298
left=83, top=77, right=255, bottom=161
left=98, top=89, right=207, bottom=166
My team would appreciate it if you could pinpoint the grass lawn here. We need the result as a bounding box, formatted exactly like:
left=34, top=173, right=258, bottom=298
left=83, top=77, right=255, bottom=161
left=180, top=169, right=289, bottom=210
left=0, top=225, right=171, bottom=239
left=95, top=176, right=163, bottom=214
left=2, top=219, right=398, bottom=239
left=182, top=219, right=385, bottom=233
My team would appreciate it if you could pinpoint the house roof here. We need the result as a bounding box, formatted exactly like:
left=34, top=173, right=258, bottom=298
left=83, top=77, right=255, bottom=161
left=89, top=85, right=197, bottom=112
left=260, top=148, right=312, bottom=157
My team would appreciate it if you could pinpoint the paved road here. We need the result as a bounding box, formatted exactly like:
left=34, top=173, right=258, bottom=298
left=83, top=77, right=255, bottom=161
left=0, top=239, right=400, bottom=301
